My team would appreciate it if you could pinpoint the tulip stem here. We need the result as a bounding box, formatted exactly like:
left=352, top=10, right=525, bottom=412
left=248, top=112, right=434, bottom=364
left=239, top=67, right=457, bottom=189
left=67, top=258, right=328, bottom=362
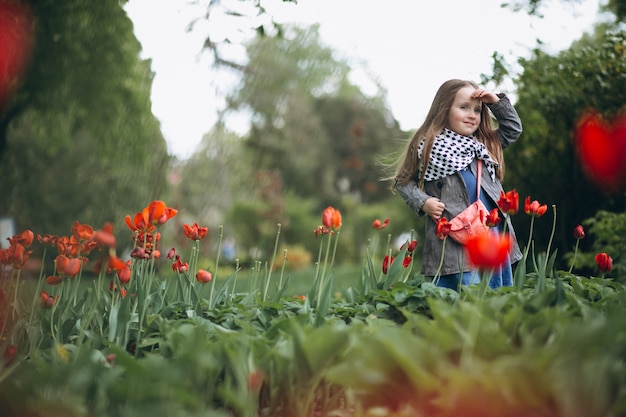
left=568, top=239, right=580, bottom=274
left=432, top=237, right=447, bottom=287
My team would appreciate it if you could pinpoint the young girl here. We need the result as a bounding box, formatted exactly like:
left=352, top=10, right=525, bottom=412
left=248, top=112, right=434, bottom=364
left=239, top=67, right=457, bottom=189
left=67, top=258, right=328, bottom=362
left=393, top=79, right=523, bottom=289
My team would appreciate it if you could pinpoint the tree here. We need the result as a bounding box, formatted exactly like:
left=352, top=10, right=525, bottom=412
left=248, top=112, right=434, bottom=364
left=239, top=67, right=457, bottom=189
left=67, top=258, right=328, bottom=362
left=0, top=0, right=168, bottom=238
left=505, top=26, right=626, bottom=267
left=226, top=24, right=402, bottom=203
left=502, top=0, right=626, bottom=21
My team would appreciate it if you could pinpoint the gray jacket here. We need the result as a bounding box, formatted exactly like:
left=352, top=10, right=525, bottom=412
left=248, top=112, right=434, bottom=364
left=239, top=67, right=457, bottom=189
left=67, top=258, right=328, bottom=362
left=395, top=95, right=523, bottom=276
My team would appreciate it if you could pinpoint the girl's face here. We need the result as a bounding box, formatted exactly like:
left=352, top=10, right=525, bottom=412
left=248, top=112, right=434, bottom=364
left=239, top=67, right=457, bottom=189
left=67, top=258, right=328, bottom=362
left=446, top=86, right=482, bottom=136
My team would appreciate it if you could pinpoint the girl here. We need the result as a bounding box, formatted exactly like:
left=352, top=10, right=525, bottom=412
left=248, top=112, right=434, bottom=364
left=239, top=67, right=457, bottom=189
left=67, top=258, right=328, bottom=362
left=393, top=79, right=523, bottom=289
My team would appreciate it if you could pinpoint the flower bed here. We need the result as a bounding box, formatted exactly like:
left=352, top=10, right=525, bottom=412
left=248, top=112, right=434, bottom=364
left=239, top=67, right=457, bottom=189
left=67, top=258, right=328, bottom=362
left=0, top=200, right=625, bottom=417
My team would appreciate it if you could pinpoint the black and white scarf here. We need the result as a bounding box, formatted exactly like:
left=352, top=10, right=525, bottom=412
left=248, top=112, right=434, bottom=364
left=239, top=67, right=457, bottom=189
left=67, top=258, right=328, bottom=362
left=418, top=128, right=498, bottom=182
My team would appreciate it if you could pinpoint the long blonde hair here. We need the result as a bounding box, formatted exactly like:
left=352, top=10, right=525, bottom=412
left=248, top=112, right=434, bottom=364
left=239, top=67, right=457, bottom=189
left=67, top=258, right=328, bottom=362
left=393, top=79, right=505, bottom=189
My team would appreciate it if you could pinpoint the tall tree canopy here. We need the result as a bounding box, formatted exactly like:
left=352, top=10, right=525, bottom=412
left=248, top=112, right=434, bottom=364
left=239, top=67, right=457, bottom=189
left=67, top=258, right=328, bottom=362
left=0, top=0, right=168, bottom=238
left=505, top=25, right=626, bottom=266
left=226, top=24, right=403, bottom=204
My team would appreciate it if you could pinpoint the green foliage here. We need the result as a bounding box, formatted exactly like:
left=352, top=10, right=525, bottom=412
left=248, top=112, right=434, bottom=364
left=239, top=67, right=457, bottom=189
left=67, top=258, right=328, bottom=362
left=565, top=210, right=626, bottom=279
left=2, top=206, right=626, bottom=417
left=502, top=0, right=626, bottom=21
left=506, top=29, right=626, bottom=267
left=226, top=24, right=403, bottom=204
left=0, top=0, right=168, bottom=237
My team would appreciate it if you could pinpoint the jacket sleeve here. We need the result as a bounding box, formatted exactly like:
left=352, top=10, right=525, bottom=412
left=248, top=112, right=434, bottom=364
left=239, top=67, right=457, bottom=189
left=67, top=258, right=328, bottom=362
left=487, top=93, right=522, bottom=149
left=394, top=180, right=431, bottom=217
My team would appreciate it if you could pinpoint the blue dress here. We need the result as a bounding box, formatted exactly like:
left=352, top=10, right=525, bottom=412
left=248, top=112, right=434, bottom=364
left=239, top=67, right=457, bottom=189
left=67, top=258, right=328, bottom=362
left=435, top=164, right=513, bottom=290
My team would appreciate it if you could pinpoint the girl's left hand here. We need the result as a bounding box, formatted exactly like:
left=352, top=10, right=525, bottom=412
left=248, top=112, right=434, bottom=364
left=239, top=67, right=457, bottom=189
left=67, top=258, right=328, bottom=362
left=472, top=88, right=500, bottom=104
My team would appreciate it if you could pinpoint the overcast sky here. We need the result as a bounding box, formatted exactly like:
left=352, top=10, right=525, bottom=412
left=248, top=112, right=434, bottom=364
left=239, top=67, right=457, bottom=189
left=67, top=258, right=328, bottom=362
left=124, top=0, right=603, bottom=159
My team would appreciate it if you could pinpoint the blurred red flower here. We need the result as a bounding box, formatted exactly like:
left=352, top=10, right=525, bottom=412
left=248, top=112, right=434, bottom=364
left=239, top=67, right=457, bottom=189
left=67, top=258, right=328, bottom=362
left=184, top=222, right=209, bottom=240
left=322, top=206, right=342, bottom=230
left=575, top=111, right=626, bottom=192
left=372, top=218, right=390, bottom=230
left=465, top=232, right=511, bottom=270
left=196, top=269, right=212, bottom=284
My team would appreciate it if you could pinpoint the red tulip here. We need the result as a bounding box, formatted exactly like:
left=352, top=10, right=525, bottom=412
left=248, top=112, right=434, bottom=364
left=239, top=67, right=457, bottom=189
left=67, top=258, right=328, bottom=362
left=573, top=225, right=585, bottom=240
left=322, top=206, right=342, bottom=230
left=183, top=222, right=209, bottom=240
left=436, top=217, right=452, bottom=240
left=117, top=264, right=131, bottom=284
left=465, top=232, right=511, bottom=270
left=524, top=196, right=548, bottom=217
left=497, top=190, right=519, bottom=215
left=55, top=255, right=86, bottom=277
left=485, top=208, right=501, bottom=228
left=382, top=255, right=395, bottom=274
left=196, top=269, right=212, bottom=284
left=372, top=218, right=390, bottom=230
left=595, top=252, right=613, bottom=273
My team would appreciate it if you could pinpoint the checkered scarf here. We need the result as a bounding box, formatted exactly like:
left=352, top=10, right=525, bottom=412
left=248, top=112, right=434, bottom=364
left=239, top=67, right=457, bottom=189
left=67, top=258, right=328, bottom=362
left=418, top=128, right=498, bottom=182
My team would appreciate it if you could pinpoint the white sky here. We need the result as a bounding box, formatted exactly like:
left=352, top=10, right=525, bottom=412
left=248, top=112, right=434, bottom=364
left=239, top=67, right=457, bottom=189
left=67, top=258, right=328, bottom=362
left=124, top=0, right=603, bottom=159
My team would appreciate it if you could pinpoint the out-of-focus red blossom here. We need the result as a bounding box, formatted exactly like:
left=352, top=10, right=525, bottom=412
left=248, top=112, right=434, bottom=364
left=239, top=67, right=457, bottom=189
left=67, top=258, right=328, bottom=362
left=293, top=295, right=306, bottom=301
left=0, top=0, right=34, bottom=114
left=465, top=232, right=511, bottom=270
left=172, top=256, right=188, bottom=273
left=91, top=223, right=116, bottom=248
left=573, top=225, right=585, bottom=240
left=130, top=246, right=148, bottom=260
left=313, top=225, right=331, bottom=237
left=117, top=262, right=132, bottom=284
left=382, top=255, right=395, bottom=274
left=195, top=269, right=212, bottom=284
left=106, top=255, right=127, bottom=274
left=595, top=252, right=613, bottom=273
left=0, top=241, right=31, bottom=269
left=3, top=344, right=17, bottom=366
left=575, top=111, right=626, bottom=192
left=372, top=218, right=390, bottom=230
left=37, top=234, right=58, bottom=247
left=485, top=209, right=501, bottom=228
left=166, top=247, right=177, bottom=260
left=436, top=217, right=452, bottom=240
left=56, top=235, right=80, bottom=257
left=402, top=255, right=412, bottom=268
left=72, top=221, right=94, bottom=242
left=184, top=222, right=209, bottom=240
left=55, top=254, right=86, bottom=277
left=40, top=291, right=56, bottom=308
left=497, top=189, right=519, bottom=215
left=407, top=239, right=418, bottom=253
left=45, top=275, right=63, bottom=286
left=109, top=282, right=128, bottom=299
left=524, top=196, right=548, bottom=217
left=248, top=369, right=264, bottom=391
left=9, top=230, right=33, bottom=247
left=322, top=206, right=342, bottom=230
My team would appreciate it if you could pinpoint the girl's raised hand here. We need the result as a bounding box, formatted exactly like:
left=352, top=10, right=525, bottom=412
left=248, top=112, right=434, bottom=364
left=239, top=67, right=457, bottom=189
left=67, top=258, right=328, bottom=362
left=471, top=88, right=500, bottom=104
